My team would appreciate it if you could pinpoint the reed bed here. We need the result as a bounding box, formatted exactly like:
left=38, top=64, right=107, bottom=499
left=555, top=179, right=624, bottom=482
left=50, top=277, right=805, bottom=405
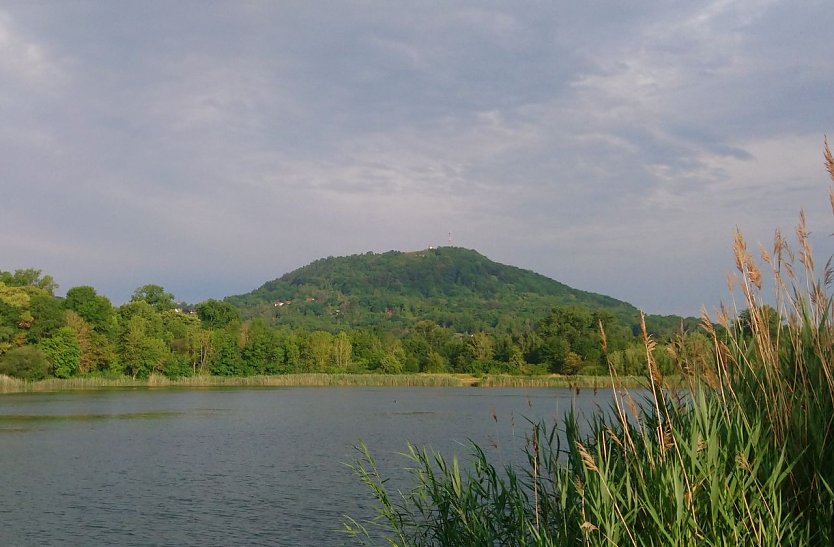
left=0, top=373, right=468, bottom=392
left=152, top=373, right=470, bottom=388
left=0, top=375, right=146, bottom=393
left=346, top=143, right=834, bottom=545
left=477, top=374, right=645, bottom=389
left=0, top=373, right=641, bottom=394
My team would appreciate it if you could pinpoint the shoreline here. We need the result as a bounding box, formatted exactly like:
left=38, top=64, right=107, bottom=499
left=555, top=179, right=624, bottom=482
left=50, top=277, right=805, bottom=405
left=0, top=373, right=653, bottom=394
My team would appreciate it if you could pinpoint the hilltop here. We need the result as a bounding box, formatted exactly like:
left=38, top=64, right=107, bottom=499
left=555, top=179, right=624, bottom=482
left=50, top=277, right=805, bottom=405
left=226, top=247, right=694, bottom=336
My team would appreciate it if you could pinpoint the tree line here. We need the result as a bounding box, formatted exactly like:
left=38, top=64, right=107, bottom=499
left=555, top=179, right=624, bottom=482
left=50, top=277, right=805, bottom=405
left=0, top=268, right=702, bottom=381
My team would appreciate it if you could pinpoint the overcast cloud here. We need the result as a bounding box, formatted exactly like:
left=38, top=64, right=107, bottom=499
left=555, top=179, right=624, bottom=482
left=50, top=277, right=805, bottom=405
left=1, top=1, right=832, bottom=315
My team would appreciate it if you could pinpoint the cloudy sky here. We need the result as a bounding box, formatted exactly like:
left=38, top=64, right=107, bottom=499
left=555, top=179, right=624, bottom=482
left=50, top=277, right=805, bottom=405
left=1, top=1, right=832, bottom=315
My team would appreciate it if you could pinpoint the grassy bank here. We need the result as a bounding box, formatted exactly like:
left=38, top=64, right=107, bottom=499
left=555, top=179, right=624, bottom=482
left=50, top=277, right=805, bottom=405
left=0, top=372, right=647, bottom=394
left=345, top=146, right=834, bottom=545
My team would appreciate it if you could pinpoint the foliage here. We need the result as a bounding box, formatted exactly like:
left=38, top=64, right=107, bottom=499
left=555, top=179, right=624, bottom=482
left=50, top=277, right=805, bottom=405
left=64, top=286, right=116, bottom=334
left=196, top=299, right=241, bottom=329
left=65, top=311, right=120, bottom=375
left=120, top=314, right=169, bottom=379
left=0, top=345, right=50, bottom=380
left=0, top=282, right=59, bottom=354
left=26, top=293, right=66, bottom=342
left=0, top=268, right=58, bottom=294
left=227, top=247, right=697, bottom=338
left=38, top=327, right=81, bottom=378
left=0, top=226, right=702, bottom=381
left=131, top=284, right=176, bottom=312
left=208, top=325, right=245, bottom=376
left=0, top=281, right=669, bottom=380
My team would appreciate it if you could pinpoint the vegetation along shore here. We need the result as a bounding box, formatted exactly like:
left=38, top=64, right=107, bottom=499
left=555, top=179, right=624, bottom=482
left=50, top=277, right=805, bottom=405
left=0, top=372, right=649, bottom=394
left=2, top=222, right=699, bottom=387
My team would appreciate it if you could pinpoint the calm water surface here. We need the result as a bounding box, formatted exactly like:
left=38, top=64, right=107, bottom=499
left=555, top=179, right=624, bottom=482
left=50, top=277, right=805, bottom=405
left=0, top=387, right=614, bottom=546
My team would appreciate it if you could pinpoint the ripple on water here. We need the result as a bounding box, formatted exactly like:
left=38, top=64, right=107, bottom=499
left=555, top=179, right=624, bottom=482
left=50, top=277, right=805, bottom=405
left=0, top=386, right=612, bottom=545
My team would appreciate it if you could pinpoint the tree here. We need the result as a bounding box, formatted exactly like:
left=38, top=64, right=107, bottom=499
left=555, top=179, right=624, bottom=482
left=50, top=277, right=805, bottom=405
left=0, top=269, right=58, bottom=294
left=64, top=286, right=116, bottom=335
left=736, top=305, right=780, bottom=340
left=119, top=300, right=166, bottom=340
left=241, top=320, right=285, bottom=374
left=279, top=330, right=303, bottom=373
left=38, top=327, right=81, bottom=378
left=196, top=299, right=240, bottom=329
left=208, top=326, right=244, bottom=376
left=131, top=284, right=176, bottom=312
left=536, top=336, right=570, bottom=373
left=186, top=326, right=213, bottom=376
left=65, top=311, right=119, bottom=374
left=333, top=331, right=353, bottom=369
left=347, top=329, right=382, bottom=371
left=468, top=332, right=495, bottom=363
left=424, top=350, right=448, bottom=373
left=607, top=342, right=647, bottom=376
left=379, top=347, right=405, bottom=373
left=306, top=331, right=333, bottom=371
left=26, top=294, right=66, bottom=342
left=535, top=306, right=601, bottom=373
left=0, top=283, right=34, bottom=351
left=120, top=315, right=168, bottom=379
left=507, top=345, right=527, bottom=373
left=162, top=309, right=204, bottom=376
left=161, top=308, right=200, bottom=343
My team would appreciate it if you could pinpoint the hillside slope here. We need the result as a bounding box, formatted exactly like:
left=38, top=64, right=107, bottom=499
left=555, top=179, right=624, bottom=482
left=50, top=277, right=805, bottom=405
left=227, top=247, right=691, bottom=335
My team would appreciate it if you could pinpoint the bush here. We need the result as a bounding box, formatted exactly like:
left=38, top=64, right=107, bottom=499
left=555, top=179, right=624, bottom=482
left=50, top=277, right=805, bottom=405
left=0, top=346, right=50, bottom=380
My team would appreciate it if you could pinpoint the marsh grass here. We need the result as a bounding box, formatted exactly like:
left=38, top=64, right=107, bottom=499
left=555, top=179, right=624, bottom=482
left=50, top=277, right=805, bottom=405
left=0, top=373, right=468, bottom=392
left=476, top=374, right=646, bottom=389
left=345, top=142, right=834, bottom=545
left=0, top=374, right=146, bottom=393
left=0, top=372, right=625, bottom=393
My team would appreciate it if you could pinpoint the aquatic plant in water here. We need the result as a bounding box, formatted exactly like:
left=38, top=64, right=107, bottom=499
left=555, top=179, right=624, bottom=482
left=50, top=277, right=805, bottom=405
left=346, top=140, right=834, bottom=545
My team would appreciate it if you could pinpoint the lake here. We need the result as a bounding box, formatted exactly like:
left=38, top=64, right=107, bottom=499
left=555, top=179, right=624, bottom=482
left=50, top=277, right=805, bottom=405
left=0, top=386, right=615, bottom=546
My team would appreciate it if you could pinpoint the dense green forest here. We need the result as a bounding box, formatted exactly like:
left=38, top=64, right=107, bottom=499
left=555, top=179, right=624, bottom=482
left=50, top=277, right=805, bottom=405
left=0, top=249, right=702, bottom=381
left=228, top=248, right=696, bottom=336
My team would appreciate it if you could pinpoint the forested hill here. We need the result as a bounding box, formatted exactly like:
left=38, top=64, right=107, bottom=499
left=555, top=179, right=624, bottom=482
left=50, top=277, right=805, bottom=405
left=227, top=247, right=691, bottom=335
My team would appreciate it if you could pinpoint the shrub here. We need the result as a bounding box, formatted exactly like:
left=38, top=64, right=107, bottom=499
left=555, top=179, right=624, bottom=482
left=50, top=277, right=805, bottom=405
left=0, top=345, right=50, bottom=380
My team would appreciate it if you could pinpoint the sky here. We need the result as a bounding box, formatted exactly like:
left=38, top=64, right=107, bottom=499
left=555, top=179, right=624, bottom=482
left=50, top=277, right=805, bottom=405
left=1, top=1, right=833, bottom=316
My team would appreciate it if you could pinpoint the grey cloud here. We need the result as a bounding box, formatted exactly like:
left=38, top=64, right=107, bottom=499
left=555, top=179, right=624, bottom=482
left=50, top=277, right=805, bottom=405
left=1, top=1, right=832, bottom=315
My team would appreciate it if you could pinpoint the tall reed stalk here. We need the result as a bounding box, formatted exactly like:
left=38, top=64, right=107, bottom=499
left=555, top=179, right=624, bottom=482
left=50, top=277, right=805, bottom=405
left=346, top=141, right=834, bottom=545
